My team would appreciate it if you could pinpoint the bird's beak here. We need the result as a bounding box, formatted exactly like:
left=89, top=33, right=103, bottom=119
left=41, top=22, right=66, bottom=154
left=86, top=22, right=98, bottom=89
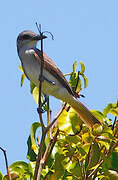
left=32, top=34, right=47, bottom=41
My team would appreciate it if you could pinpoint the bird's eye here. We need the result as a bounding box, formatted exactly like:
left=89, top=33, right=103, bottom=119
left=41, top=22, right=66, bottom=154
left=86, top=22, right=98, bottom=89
left=22, top=34, right=31, bottom=40
left=18, top=34, right=31, bottom=41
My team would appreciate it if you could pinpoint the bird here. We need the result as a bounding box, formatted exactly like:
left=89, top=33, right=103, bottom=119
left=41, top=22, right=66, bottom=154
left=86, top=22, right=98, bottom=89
left=17, top=30, right=102, bottom=128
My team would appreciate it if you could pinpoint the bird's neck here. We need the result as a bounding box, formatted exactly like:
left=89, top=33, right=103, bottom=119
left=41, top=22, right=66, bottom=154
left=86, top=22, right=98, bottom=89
left=18, top=42, right=36, bottom=57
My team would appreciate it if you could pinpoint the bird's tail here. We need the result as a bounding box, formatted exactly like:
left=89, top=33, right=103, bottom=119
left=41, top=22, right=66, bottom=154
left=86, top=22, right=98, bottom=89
left=66, top=96, right=102, bottom=128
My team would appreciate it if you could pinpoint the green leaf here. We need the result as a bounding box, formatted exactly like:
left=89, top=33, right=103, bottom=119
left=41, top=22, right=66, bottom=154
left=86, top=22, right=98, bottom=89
left=65, top=135, right=81, bottom=144
left=73, top=61, right=77, bottom=72
left=103, top=103, right=113, bottom=117
left=82, top=143, right=91, bottom=154
left=76, top=78, right=81, bottom=93
left=102, top=125, right=113, bottom=134
left=0, top=171, right=3, bottom=179
left=111, top=151, right=118, bottom=171
left=101, top=156, right=112, bottom=172
left=32, top=87, right=39, bottom=104
left=30, top=81, right=36, bottom=94
left=83, top=75, right=88, bottom=88
left=77, top=146, right=86, bottom=157
left=110, top=107, right=118, bottom=116
left=91, top=110, right=104, bottom=122
left=85, top=142, right=100, bottom=170
left=9, top=161, right=30, bottom=179
left=82, top=132, right=94, bottom=143
left=81, top=74, right=88, bottom=88
left=42, top=167, right=50, bottom=178
left=69, top=108, right=82, bottom=134
left=19, top=65, right=26, bottom=86
left=21, top=73, right=26, bottom=86
left=55, top=153, right=64, bottom=179
left=30, top=122, right=41, bottom=154
left=80, top=61, right=85, bottom=74
left=32, top=87, right=44, bottom=105
left=62, top=170, right=72, bottom=180
left=9, top=161, right=28, bottom=171
left=69, top=162, right=82, bottom=178
left=27, top=136, right=37, bottom=161
left=19, top=65, right=24, bottom=72
left=103, top=102, right=118, bottom=117
left=65, top=147, right=75, bottom=157
left=28, top=162, right=35, bottom=177
left=57, top=109, right=71, bottom=133
left=69, top=72, right=78, bottom=90
left=69, top=61, right=88, bottom=91
left=3, top=175, right=10, bottom=180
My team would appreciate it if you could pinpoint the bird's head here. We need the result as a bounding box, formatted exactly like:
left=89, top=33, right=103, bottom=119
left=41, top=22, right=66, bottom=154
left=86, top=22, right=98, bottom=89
left=17, top=30, right=47, bottom=53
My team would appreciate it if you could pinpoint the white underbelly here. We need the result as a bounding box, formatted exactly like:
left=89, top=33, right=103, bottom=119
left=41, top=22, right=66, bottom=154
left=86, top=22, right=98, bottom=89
left=20, top=51, right=71, bottom=102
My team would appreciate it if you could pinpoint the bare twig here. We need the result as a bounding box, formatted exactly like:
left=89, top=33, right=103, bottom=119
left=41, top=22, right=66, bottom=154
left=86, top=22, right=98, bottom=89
left=88, top=159, right=103, bottom=178
left=43, top=31, right=54, bottom=40
left=34, top=24, right=46, bottom=180
left=38, top=28, right=45, bottom=129
left=46, top=104, right=65, bottom=132
left=112, top=100, right=118, bottom=130
left=47, top=96, right=52, bottom=139
left=0, top=147, right=11, bottom=180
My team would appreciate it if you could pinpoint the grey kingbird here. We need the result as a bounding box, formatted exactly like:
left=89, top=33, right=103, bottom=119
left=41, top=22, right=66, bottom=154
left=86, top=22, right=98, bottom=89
left=17, top=30, right=102, bottom=128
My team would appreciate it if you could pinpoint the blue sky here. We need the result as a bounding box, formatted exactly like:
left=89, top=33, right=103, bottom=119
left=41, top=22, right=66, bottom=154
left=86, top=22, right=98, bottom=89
left=0, top=0, right=118, bottom=174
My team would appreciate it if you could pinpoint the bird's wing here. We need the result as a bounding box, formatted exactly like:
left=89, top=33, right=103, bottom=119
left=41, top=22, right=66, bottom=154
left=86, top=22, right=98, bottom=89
left=34, top=48, right=74, bottom=95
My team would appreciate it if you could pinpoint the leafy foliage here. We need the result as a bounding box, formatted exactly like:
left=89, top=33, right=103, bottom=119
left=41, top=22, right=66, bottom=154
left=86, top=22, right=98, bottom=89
left=1, top=62, right=118, bottom=180
left=68, top=61, right=88, bottom=93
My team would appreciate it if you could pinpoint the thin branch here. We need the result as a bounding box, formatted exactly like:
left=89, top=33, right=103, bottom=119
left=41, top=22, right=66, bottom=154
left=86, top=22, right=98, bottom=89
left=88, top=159, right=103, bottom=178
left=37, top=128, right=59, bottom=179
left=47, top=96, right=52, bottom=139
left=34, top=24, right=46, bottom=180
left=37, top=30, right=45, bottom=129
left=46, top=104, right=65, bottom=133
left=34, top=24, right=61, bottom=180
left=112, top=100, right=118, bottom=130
left=34, top=129, right=46, bottom=180
left=43, top=31, right=54, bottom=40
left=64, top=72, right=72, bottom=76
left=34, top=105, right=65, bottom=180
left=0, top=147, right=11, bottom=180
left=44, top=128, right=59, bottom=163
left=107, top=142, right=118, bottom=157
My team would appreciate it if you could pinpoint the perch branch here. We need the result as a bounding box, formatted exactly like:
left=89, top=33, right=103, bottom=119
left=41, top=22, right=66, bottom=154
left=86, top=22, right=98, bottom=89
left=0, top=147, right=11, bottom=180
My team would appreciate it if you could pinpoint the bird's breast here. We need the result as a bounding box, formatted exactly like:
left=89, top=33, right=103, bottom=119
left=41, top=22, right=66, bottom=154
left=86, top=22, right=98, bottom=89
left=19, top=50, right=68, bottom=98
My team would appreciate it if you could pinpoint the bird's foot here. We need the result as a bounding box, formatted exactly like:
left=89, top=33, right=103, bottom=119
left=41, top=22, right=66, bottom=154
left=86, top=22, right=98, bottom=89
left=37, top=107, right=45, bottom=113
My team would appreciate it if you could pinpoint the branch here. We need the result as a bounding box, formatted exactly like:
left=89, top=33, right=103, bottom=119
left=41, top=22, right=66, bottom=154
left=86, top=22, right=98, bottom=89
left=34, top=24, right=46, bottom=180
left=112, top=100, right=118, bottom=130
left=34, top=105, right=65, bottom=180
left=0, top=147, right=11, bottom=180
left=46, top=104, right=66, bottom=133
left=88, top=159, right=103, bottom=178
left=37, top=29, right=45, bottom=130
left=34, top=24, right=62, bottom=180
left=34, top=129, right=46, bottom=180
left=37, top=128, right=59, bottom=179
left=47, top=96, right=52, bottom=139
